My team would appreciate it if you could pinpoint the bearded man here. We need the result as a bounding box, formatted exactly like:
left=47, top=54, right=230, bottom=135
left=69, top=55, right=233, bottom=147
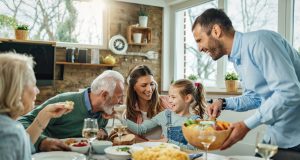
left=192, top=8, right=300, bottom=159
left=19, top=70, right=124, bottom=152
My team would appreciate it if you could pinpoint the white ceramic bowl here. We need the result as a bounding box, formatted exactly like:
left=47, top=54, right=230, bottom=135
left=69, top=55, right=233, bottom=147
left=92, top=140, right=113, bottom=154
left=104, top=145, right=131, bottom=160
left=62, top=138, right=89, bottom=154
left=69, top=143, right=89, bottom=154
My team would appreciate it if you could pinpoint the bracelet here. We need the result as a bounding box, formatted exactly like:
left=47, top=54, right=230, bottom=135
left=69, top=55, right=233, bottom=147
left=35, top=118, right=45, bottom=131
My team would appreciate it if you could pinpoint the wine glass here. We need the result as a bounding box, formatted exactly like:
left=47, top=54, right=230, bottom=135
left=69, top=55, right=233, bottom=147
left=82, top=118, right=98, bottom=159
left=198, top=126, right=216, bottom=160
left=255, top=131, right=278, bottom=160
left=114, top=112, right=128, bottom=143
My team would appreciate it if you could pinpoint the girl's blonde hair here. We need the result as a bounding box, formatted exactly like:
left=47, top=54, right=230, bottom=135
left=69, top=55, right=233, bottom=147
left=0, top=52, right=35, bottom=118
left=171, top=79, right=206, bottom=118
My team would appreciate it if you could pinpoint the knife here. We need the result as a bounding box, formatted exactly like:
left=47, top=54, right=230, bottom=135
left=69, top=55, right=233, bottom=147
left=189, top=153, right=203, bottom=160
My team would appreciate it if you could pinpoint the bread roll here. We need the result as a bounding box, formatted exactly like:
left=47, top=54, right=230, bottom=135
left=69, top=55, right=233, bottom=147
left=64, top=101, right=74, bottom=110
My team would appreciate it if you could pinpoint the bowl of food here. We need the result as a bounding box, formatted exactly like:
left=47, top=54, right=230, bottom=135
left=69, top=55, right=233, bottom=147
left=63, top=138, right=89, bottom=154
left=182, top=119, right=232, bottom=150
left=104, top=145, right=131, bottom=160
left=91, top=140, right=113, bottom=154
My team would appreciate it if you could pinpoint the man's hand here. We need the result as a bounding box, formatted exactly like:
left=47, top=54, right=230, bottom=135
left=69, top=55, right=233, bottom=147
left=97, top=128, right=108, bottom=140
left=220, top=121, right=250, bottom=150
left=206, top=99, right=223, bottom=119
left=39, top=138, right=71, bottom=151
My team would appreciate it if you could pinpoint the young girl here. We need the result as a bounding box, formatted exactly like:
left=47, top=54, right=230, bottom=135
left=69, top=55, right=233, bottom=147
left=119, top=79, right=206, bottom=149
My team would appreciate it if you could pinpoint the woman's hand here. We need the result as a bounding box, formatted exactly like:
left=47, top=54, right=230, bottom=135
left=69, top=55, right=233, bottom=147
left=42, top=102, right=73, bottom=119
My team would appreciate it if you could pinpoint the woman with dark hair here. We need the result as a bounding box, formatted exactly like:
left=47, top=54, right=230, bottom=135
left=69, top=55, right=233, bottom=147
left=125, top=65, right=170, bottom=140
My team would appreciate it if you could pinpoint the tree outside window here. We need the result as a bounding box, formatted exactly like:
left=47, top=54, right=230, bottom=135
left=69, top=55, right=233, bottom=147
left=0, top=0, right=107, bottom=46
left=226, top=0, right=278, bottom=73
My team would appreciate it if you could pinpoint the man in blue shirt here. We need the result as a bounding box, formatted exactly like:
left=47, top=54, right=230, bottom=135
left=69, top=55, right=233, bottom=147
left=192, top=8, right=300, bottom=159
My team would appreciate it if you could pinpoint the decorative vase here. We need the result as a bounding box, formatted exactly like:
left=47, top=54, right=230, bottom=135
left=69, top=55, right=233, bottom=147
left=15, top=30, right=28, bottom=40
left=139, top=16, right=148, bottom=27
left=133, top=33, right=142, bottom=43
left=225, top=80, right=238, bottom=92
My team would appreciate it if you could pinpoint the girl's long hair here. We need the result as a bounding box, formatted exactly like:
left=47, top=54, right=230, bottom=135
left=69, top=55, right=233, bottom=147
left=171, top=79, right=206, bottom=118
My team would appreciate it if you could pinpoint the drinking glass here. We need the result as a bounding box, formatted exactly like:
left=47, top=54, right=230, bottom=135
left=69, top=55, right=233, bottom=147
left=198, top=126, right=216, bottom=160
left=114, top=112, right=128, bottom=143
left=255, top=131, right=278, bottom=160
left=82, top=118, right=98, bottom=159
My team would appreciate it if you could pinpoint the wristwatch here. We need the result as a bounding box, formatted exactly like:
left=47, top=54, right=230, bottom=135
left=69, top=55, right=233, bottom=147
left=218, top=98, right=226, bottom=110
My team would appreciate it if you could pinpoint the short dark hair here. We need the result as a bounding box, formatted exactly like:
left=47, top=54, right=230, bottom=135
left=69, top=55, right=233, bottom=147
left=192, top=8, right=233, bottom=35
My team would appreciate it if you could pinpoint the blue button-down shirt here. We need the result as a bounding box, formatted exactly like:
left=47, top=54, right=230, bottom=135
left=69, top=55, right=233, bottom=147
left=226, top=30, right=300, bottom=148
left=84, top=88, right=100, bottom=118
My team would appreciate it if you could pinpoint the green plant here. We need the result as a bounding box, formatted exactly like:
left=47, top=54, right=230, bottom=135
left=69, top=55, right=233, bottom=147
left=187, top=74, right=198, bottom=81
left=225, top=72, right=239, bottom=80
left=0, top=15, right=16, bottom=28
left=138, top=5, right=148, bottom=16
left=15, top=24, right=29, bottom=30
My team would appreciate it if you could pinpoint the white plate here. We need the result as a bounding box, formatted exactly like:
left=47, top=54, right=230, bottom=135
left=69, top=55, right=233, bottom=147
left=32, top=151, right=86, bottom=160
left=228, top=156, right=264, bottom=160
left=131, top=142, right=180, bottom=150
left=104, top=145, right=131, bottom=160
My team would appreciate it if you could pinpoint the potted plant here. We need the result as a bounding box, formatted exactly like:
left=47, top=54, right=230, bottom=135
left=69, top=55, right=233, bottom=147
left=187, top=74, right=198, bottom=82
left=138, top=5, right=148, bottom=27
left=225, top=72, right=239, bottom=92
left=15, top=24, right=29, bottom=40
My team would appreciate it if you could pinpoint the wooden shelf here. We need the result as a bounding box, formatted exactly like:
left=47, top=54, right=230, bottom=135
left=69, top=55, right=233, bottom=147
left=56, top=62, right=118, bottom=80
left=127, top=43, right=149, bottom=46
left=56, top=61, right=118, bottom=67
left=127, top=26, right=151, bottom=45
left=0, top=38, right=56, bottom=46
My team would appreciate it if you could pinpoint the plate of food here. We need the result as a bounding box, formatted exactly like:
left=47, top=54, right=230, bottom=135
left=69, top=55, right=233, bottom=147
left=131, top=142, right=180, bottom=151
left=62, top=138, right=89, bottom=154
left=131, top=144, right=189, bottom=160
left=104, top=145, right=131, bottom=160
left=32, top=151, right=86, bottom=160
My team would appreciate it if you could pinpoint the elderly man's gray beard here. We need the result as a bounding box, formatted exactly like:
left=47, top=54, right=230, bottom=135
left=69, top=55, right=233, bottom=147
left=103, top=105, right=114, bottom=115
left=102, top=96, right=114, bottom=115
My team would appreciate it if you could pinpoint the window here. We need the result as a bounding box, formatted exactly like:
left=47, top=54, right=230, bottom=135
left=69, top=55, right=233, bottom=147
left=294, top=0, right=300, bottom=51
left=0, top=0, right=108, bottom=48
left=175, top=1, right=218, bottom=87
left=174, top=0, right=279, bottom=90
left=226, top=0, right=278, bottom=73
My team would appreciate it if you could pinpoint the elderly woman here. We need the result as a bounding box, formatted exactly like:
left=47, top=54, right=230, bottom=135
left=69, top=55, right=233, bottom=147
left=125, top=65, right=171, bottom=140
left=0, top=52, right=71, bottom=160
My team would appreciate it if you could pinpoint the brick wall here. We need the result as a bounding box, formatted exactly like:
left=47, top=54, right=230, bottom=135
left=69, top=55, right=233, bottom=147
left=36, top=2, right=163, bottom=104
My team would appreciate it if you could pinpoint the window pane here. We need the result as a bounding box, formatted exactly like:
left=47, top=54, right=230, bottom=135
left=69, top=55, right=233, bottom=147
left=226, top=0, right=278, bottom=72
left=0, top=0, right=106, bottom=46
left=184, top=0, right=218, bottom=87
left=294, top=0, right=300, bottom=51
